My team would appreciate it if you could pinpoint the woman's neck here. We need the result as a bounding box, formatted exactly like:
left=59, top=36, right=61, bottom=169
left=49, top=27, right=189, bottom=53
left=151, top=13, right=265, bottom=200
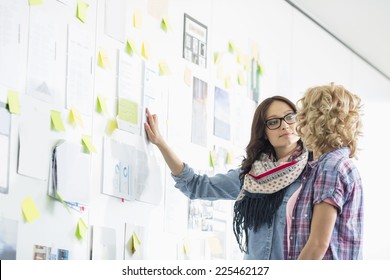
left=275, top=144, right=298, bottom=161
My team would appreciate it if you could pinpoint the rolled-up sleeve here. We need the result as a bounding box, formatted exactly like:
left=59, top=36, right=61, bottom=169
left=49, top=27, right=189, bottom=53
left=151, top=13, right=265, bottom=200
left=171, top=163, right=242, bottom=200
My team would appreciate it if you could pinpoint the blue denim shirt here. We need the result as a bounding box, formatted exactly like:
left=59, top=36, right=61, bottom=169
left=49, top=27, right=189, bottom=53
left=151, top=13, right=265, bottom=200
left=172, top=163, right=302, bottom=260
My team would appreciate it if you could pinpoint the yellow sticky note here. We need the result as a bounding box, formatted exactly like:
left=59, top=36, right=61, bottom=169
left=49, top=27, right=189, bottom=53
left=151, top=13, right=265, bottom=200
left=29, top=0, right=43, bottom=6
left=224, top=75, right=232, bottom=89
left=50, top=110, right=65, bottom=131
left=209, top=150, right=216, bottom=168
left=106, top=119, right=117, bottom=135
left=184, top=66, right=192, bottom=87
left=251, top=43, right=259, bottom=60
left=237, top=71, right=246, bottom=86
left=7, top=90, right=20, bottom=115
left=76, top=218, right=88, bottom=240
left=226, top=151, right=232, bottom=164
left=96, top=96, right=108, bottom=114
left=118, top=98, right=138, bottom=125
left=98, top=49, right=111, bottom=68
left=21, top=196, right=40, bottom=223
left=133, top=9, right=143, bottom=29
left=141, top=41, right=150, bottom=60
left=183, top=238, right=191, bottom=255
left=208, top=237, right=223, bottom=255
left=214, top=52, right=223, bottom=65
left=130, top=232, right=141, bottom=254
left=228, top=40, right=235, bottom=53
left=158, top=60, right=172, bottom=76
left=69, top=107, right=84, bottom=128
left=81, top=134, right=97, bottom=153
left=126, top=39, right=138, bottom=56
left=76, top=0, right=89, bottom=23
left=161, top=17, right=172, bottom=32
left=237, top=50, right=245, bottom=65
left=56, top=192, right=71, bottom=213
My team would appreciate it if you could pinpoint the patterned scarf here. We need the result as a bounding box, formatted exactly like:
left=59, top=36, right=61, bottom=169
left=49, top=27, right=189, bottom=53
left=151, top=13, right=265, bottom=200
left=233, top=146, right=308, bottom=253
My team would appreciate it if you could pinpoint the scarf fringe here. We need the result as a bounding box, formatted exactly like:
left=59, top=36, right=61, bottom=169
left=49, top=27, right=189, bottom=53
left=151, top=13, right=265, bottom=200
left=233, top=189, right=286, bottom=254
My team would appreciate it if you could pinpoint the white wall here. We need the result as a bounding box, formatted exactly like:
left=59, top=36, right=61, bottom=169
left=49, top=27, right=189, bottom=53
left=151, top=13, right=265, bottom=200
left=0, top=0, right=389, bottom=260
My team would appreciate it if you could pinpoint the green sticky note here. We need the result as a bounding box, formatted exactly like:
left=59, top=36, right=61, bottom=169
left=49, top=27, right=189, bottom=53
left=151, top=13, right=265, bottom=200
left=96, top=96, right=108, bottom=114
left=126, top=39, right=137, bottom=56
left=237, top=71, right=246, bottom=86
left=29, top=0, right=43, bottom=6
left=214, top=52, right=223, bottom=64
left=76, top=0, right=89, bottom=23
left=76, top=218, right=88, bottom=239
left=56, top=192, right=70, bottom=213
left=21, top=196, right=40, bottom=223
left=106, top=119, right=117, bottom=135
left=81, top=134, right=97, bottom=153
left=226, top=151, right=232, bottom=164
left=7, top=90, right=20, bottom=114
left=257, top=63, right=263, bottom=75
left=118, top=98, right=138, bottom=125
left=50, top=110, right=65, bottom=131
left=131, top=232, right=141, bottom=253
left=161, top=17, right=171, bottom=32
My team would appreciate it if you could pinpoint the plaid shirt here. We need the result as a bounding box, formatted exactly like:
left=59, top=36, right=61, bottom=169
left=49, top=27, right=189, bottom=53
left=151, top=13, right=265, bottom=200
left=286, top=147, right=363, bottom=259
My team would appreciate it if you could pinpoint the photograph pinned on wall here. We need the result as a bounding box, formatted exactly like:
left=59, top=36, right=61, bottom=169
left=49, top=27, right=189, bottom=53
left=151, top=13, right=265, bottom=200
left=183, top=13, right=208, bottom=68
left=33, top=244, right=69, bottom=260
left=90, top=225, right=116, bottom=260
left=213, top=87, right=231, bottom=141
left=249, top=57, right=260, bottom=103
left=188, top=199, right=213, bottom=232
left=191, top=77, right=208, bottom=147
left=0, top=102, right=11, bottom=194
left=0, top=217, right=18, bottom=260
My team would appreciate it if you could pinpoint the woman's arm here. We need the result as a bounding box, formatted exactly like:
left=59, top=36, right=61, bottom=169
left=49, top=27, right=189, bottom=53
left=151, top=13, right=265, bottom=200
left=144, top=108, right=184, bottom=176
left=298, top=202, right=337, bottom=259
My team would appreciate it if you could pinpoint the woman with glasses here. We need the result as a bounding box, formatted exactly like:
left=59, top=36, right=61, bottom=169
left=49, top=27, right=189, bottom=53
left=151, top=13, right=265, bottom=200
left=289, top=83, right=363, bottom=259
left=144, top=96, right=309, bottom=259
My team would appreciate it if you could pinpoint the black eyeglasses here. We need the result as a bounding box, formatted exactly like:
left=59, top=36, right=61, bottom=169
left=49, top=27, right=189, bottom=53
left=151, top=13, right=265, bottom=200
left=264, top=113, right=297, bottom=130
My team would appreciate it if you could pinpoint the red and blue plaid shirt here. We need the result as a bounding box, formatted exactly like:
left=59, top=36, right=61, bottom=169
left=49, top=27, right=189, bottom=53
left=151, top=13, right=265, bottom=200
left=286, top=147, right=363, bottom=259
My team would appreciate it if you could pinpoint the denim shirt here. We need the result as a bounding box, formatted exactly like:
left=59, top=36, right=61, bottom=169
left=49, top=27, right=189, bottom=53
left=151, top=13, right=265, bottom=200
left=172, top=163, right=302, bottom=260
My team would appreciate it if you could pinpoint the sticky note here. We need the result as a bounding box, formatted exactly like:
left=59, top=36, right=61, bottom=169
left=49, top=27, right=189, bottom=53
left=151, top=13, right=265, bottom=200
left=126, top=39, right=138, bottom=56
left=257, top=63, right=263, bottom=75
left=69, top=107, right=84, bottom=128
left=56, top=192, right=70, bottom=213
left=161, top=17, right=172, bottom=32
left=158, top=59, right=172, bottom=76
left=133, top=9, right=143, bottom=29
left=226, top=151, right=232, bottom=164
left=237, top=71, right=246, bottom=86
left=7, top=90, right=20, bottom=114
left=76, top=0, right=89, bottom=23
left=209, top=150, right=216, bottom=167
left=118, top=98, right=138, bottom=125
left=29, top=0, right=43, bottom=6
left=50, top=110, right=65, bottom=131
left=81, top=134, right=97, bottom=153
left=183, top=238, right=191, bottom=255
left=106, top=119, right=117, bottom=135
left=96, top=96, right=108, bottom=114
left=76, top=218, right=88, bottom=240
left=98, top=49, right=111, bottom=68
left=184, top=66, right=192, bottom=87
left=224, top=75, right=232, bottom=89
left=21, top=196, right=40, bottom=223
left=130, top=232, right=141, bottom=253
left=237, top=50, right=245, bottom=64
left=141, top=41, right=150, bottom=60
left=214, top=52, right=223, bottom=64
left=228, top=40, right=235, bottom=53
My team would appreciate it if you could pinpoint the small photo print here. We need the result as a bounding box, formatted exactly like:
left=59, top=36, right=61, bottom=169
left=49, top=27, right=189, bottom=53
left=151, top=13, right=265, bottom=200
left=183, top=14, right=208, bottom=68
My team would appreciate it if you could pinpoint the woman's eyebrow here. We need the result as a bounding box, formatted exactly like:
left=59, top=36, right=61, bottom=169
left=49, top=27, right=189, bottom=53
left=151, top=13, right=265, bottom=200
left=266, top=110, right=293, bottom=119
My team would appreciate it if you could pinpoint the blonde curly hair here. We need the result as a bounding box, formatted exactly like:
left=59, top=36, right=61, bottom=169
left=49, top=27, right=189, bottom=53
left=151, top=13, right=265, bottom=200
left=296, top=83, right=363, bottom=158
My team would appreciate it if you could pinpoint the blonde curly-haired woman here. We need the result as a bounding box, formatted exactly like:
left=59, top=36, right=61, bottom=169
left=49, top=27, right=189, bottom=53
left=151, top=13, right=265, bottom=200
left=288, top=83, right=363, bottom=260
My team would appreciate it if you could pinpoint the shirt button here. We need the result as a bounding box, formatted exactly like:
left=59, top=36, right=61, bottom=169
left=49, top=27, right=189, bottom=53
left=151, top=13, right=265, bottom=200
left=292, top=216, right=295, bottom=220
left=290, top=236, right=293, bottom=240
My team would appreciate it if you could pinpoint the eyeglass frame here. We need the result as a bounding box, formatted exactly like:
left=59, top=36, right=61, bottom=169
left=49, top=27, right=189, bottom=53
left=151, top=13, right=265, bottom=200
left=264, top=113, right=297, bottom=130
